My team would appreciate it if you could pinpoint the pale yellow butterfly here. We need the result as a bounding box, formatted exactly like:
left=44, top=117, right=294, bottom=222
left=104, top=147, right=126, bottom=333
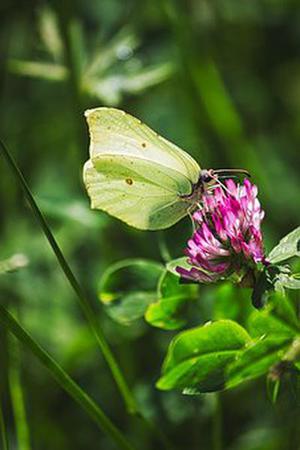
left=83, top=108, right=249, bottom=230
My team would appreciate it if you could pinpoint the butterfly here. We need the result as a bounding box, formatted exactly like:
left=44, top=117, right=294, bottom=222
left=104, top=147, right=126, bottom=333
left=83, top=107, right=249, bottom=230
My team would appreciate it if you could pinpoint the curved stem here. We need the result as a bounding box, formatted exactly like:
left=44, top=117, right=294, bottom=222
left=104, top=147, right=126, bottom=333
left=0, top=304, right=135, bottom=450
left=0, top=139, right=136, bottom=415
left=212, top=393, right=222, bottom=450
left=0, top=139, right=174, bottom=450
left=0, top=403, right=9, bottom=450
left=8, top=330, right=31, bottom=450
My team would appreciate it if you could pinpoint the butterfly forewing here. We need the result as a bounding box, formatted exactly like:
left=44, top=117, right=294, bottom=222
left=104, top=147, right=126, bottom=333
left=85, top=107, right=201, bottom=183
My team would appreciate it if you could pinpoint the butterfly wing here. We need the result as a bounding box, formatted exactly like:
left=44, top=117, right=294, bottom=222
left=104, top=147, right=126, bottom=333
left=84, top=156, right=193, bottom=230
left=83, top=107, right=201, bottom=230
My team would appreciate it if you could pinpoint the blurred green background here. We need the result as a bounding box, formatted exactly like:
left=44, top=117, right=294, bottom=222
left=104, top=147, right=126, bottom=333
left=1, top=1, right=300, bottom=449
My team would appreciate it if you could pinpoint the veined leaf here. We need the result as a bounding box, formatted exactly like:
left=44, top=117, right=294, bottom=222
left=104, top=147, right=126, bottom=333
left=145, top=271, right=198, bottom=330
left=157, top=320, right=251, bottom=393
left=268, top=227, right=300, bottom=264
left=269, top=292, right=300, bottom=334
left=249, top=292, right=300, bottom=338
left=98, top=259, right=164, bottom=325
left=226, top=335, right=293, bottom=389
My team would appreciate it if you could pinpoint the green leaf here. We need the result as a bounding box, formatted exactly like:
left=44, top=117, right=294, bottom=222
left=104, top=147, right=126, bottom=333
left=226, top=335, right=293, bottom=389
left=85, top=64, right=173, bottom=105
left=276, top=272, right=300, bottom=290
left=0, top=305, right=135, bottom=450
left=157, top=320, right=251, bottom=393
left=119, top=63, right=174, bottom=94
left=145, top=271, right=198, bottom=330
left=249, top=292, right=300, bottom=338
left=0, top=139, right=138, bottom=414
left=213, top=283, right=241, bottom=321
left=249, top=310, right=294, bottom=339
left=99, top=259, right=164, bottom=325
left=8, top=60, right=67, bottom=81
left=269, top=292, right=300, bottom=334
left=38, top=6, right=63, bottom=61
left=166, top=257, right=190, bottom=277
left=268, top=227, right=300, bottom=264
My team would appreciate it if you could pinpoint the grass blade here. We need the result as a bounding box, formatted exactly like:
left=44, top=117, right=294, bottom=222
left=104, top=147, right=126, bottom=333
left=0, top=304, right=136, bottom=450
left=0, top=139, right=137, bottom=415
left=0, top=403, right=9, bottom=450
left=8, top=332, right=31, bottom=450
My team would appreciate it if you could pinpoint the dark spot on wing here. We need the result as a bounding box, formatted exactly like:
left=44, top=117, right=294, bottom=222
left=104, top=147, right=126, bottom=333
left=125, top=178, right=133, bottom=185
left=141, top=142, right=147, bottom=148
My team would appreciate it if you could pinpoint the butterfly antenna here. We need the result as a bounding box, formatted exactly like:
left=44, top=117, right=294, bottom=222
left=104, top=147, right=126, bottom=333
left=210, top=173, right=232, bottom=194
left=218, top=175, right=239, bottom=180
left=213, top=168, right=251, bottom=177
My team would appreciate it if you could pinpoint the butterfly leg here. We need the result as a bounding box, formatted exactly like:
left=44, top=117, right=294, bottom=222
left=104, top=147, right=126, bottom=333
left=187, top=203, right=202, bottom=233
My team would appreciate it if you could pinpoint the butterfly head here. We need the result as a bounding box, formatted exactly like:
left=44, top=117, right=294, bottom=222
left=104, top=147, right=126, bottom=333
left=188, top=168, right=251, bottom=200
left=199, top=169, right=215, bottom=185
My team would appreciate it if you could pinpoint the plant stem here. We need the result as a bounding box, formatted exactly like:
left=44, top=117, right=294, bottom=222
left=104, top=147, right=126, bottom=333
left=53, top=0, right=86, bottom=163
left=212, top=393, right=222, bottom=450
left=0, top=304, right=136, bottom=450
left=8, top=332, right=31, bottom=450
left=0, top=139, right=137, bottom=415
left=0, top=403, right=9, bottom=450
left=0, top=140, right=173, bottom=449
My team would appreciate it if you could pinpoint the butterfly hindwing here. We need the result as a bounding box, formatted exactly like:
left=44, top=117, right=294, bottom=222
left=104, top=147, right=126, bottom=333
left=84, top=158, right=192, bottom=230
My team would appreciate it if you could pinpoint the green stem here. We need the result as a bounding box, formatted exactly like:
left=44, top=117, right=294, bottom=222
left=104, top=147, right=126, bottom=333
left=54, top=0, right=86, bottom=163
left=212, top=393, right=222, bottom=450
left=8, top=333, right=31, bottom=450
left=0, top=403, right=9, bottom=450
left=0, top=139, right=137, bottom=415
left=0, top=304, right=135, bottom=450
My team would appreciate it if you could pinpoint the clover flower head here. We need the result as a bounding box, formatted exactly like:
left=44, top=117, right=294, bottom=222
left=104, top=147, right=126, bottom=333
left=176, top=179, right=266, bottom=283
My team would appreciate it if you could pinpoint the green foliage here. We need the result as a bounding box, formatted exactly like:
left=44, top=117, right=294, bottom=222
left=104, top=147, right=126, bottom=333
left=250, top=291, right=299, bottom=337
left=157, top=320, right=251, bottom=393
left=2, top=2, right=300, bottom=449
left=226, top=336, right=294, bottom=389
left=98, top=247, right=300, bottom=397
left=99, top=259, right=164, bottom=325
left=145, top=272, right=198, bottom=330
left=268, top=227, right=300, bottom=264
left=227, top=292, right=300, bottom=389
left=212, top=283, right=241, bottom=321
left=8, top=7, right=173, bottom=106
